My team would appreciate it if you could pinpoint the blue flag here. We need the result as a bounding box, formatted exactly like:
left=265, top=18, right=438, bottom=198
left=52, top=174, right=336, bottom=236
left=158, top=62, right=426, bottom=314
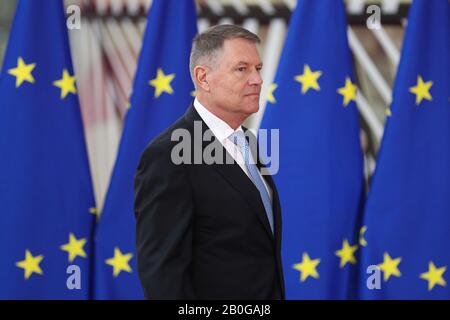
left=260, top=0, right=365, bottom=299
left=0, top=0, right=96, bottom=299
left=358, top=0, right=450, bottom=299
left=94, top=0, right=198, bottom=299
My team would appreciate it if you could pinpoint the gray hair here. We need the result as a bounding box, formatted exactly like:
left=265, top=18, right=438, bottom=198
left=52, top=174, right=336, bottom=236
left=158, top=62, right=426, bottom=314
left=189, top=24, right=261, bottom=86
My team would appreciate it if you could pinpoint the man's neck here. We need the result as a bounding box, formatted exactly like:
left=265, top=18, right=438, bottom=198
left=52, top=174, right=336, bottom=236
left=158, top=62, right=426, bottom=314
left=196, top=96, right=246, bottom=130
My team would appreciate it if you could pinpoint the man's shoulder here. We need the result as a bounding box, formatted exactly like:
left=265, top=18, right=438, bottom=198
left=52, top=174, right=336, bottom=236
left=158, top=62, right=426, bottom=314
left=140, top=110, right=194, bottom=161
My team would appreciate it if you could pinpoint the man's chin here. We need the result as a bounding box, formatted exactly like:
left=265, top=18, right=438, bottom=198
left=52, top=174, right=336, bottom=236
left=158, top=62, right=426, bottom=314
left=250, top=102, right=260, bottom=113
left=244, top=104, right=260, bottom=117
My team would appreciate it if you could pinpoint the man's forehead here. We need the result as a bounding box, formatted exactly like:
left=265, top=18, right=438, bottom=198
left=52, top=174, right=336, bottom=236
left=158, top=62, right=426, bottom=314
left=221, top=38, right=262, bottom=64
left=223, top=37, right=259, bottom=50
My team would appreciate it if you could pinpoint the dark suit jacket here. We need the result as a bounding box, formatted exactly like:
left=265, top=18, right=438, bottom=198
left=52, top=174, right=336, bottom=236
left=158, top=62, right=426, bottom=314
left=134, top=104, right=285, bottom=299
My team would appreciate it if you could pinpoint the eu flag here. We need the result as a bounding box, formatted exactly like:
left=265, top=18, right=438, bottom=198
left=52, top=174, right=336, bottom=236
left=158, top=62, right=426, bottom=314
left=0, top=0, right=96, bottom=299
left=358, top=0, right=450, bottom=299
left=94, top=0, right=198, bottom=299
left=260, top=0, right=365, bottom=299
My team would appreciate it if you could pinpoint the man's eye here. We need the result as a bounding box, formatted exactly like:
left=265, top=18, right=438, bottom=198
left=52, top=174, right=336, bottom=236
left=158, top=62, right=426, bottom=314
left=237, top=67, right=246, bottom=72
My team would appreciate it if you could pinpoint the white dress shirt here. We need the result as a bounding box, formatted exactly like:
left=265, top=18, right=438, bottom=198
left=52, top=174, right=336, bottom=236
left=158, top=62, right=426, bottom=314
left=193, top=98, right=272, bottom=200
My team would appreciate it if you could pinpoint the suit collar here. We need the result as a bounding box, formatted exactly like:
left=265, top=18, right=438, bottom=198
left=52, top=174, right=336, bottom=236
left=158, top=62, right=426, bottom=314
left=184, top=102, right=202, bottom=123
left=193, top=98, right=244, bottom=144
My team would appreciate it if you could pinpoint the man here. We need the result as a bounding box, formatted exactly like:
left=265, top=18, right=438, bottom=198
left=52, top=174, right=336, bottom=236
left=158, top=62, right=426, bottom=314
left=134, top=25, right=284, bottom=299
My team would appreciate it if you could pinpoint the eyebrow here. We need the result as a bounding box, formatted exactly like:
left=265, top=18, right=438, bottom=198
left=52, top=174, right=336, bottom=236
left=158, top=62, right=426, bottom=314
left=234, top=61, right=264, bottom=67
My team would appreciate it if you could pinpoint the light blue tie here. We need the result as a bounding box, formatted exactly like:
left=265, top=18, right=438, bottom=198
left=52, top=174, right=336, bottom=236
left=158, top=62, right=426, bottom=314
left=229, top=131, right=274, bottom=234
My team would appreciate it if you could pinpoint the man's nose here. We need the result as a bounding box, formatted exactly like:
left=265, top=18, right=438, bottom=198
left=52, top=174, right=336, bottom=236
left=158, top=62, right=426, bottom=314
left=248, top=69, right=263, bottom=86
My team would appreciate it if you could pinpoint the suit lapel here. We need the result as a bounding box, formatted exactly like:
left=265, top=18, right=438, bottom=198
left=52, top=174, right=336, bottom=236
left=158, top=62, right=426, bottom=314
left=211, top=156, right=275, bottom=240
left=260, top=171, right=282, bottom=240
left=257, top=162, right=285, bottom=296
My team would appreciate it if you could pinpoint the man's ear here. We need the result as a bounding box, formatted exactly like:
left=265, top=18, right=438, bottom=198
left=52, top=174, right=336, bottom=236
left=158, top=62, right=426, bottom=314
left=194, top=66, right=209, bottom=92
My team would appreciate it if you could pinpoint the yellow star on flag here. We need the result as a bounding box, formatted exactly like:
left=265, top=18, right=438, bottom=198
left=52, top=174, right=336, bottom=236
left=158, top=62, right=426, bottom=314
left=149, top=68, right=175, bottom=98
left=266, top=83, right=278, bottom=104
left=420, top=261, right=446, bottom=291
left=337, top=77, right=357, bottom=106
left=89, top=207, right=100, bottom=222
left=190, top=90, right=197, bottom=97
left=8, top=57, right=36, bottom=88
left=409, top=75, right=433, bottom=105
left=60, top=233, right=87, bottom=263
left=359, top=225, right=368, bottom=247
left=378, top=252, right=402, bottom=282
left=16, top=250, right=44, bottom=280
left=385, top=108, right=392, bottom=117
left=293, top=252, right=320, bottom=282
left=53, top=69, right=77, bottom=99
left=105, top=247, right=133, bottom=277
left=335, top=239, right=358, bottom=268
left=294, top=65, right=322, bottom=94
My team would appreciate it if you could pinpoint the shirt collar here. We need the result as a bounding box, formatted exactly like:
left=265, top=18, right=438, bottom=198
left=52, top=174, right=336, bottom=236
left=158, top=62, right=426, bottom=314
left=193, top=98, right=243, bottom=143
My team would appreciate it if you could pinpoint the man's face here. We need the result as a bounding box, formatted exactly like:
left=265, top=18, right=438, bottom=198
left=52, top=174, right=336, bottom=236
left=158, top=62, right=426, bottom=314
left=206, top=38, right=263, bottom=119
